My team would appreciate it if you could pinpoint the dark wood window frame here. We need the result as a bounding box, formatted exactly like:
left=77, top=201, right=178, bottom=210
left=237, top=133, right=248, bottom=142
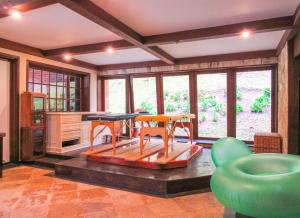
left=26, top=61, right=91, bottom=112
left=98, top=65, right=277, bottom=143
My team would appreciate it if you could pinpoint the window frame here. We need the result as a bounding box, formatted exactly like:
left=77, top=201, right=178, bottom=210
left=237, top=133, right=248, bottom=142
left=27, top=63, right=87, bottom=112
left=97, top=65, right=277, bottom=143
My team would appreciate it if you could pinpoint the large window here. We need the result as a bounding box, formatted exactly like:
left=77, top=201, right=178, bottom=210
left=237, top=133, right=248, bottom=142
left=132, top=77, right=157, bottom=114
left=197, top=73, right=227, bottom=138
left=104, top=79, right=126, bottom=113
left=99, top=67, right=275, bottom=142
left=27, top=66, right=82, bottom=112
left=236, top=70, right=272, bottom=141
left=163, top=75, right=190, bottom=114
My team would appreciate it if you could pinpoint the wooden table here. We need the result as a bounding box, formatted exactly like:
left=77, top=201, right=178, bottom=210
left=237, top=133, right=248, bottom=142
left=135, top=114, right=195, bottom=158
left=0, top=133, right=5, bottom=178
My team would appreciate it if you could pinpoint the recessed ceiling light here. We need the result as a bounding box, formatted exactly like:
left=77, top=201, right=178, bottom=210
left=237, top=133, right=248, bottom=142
left=107, top=47, right=114, bottom=54
left=10, top=9, right=21, bottom=19
left=63, top=54, right=72, bottom=61
left=241, top=31, right=251, bottom=38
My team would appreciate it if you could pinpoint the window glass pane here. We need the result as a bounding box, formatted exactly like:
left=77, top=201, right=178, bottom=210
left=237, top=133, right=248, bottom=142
left=50, top=86, right=56, bottom=98
left=28, top=82, right=33, bottom=92
left=57, top=99, right=63, bottom=111
left=57, top=73, right=64, bottom=86
left=163, top=75, right=190, bottom=136
left=64, top=75, right=68, bottom=86
left=70, top=76, right=76, bottom=87
left=236, top=70, right=272, bottom=141
left=57, top=86, right=63, bottom=98
left=50, top=72, right=56, bottom=85
left=105, top=79, right=126, bottom=113
left=163, top=75, right=190, bottom=114
left=132, top=77, right=157, bottom=114
left=70, top=99, right=75, bottom=111
left=28, top=68, right=33, bottom=83
left=75, top=100, right=81, bottom=111
left=34, top=69, right=42, bottom=83
left=76, top=77, right=81, bottom=88
left=63, top=100, right=67, bottom=111
left=197, top=73, right=227, bottom=138
left=70, top=88, right=75, bottom=99
left=50, top=99, right=56, bottom=111
left=34, top=84, right=41, bottom=92
left=42, top=71, right=49, bottom=84
left=42, top=85, right=49, bottom=96
left=75, top=88, right=81, bottom=100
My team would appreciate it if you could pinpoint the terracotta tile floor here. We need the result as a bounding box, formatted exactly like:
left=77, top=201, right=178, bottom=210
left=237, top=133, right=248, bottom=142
left=0, top=166, right=224, bottom=218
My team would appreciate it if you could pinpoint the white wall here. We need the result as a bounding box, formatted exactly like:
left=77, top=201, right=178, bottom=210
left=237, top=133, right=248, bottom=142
left=0, top=59, right=10, bottom=162
left=0, top=47, right=99, bottom=161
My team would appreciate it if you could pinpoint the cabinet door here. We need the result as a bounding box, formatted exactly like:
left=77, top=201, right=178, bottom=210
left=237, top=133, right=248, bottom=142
left=32, top=97, right=45, bottom=125
left=33, top=128, right=44, bottom=156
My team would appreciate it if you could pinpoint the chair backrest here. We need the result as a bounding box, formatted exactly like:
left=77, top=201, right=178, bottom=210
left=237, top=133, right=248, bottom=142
left=211, top=137, right=252, bottom=167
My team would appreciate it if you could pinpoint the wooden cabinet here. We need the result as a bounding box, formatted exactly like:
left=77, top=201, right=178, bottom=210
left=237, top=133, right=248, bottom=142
left=21, top=92, right=46, bottom=161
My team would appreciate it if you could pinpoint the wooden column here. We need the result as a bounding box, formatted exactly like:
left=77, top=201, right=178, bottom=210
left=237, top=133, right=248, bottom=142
left=156, top=73, right=164, bottom=114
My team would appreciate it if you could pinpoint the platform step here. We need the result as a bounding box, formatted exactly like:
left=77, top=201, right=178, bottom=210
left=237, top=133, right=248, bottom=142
left=34, top=157, right=65, bottom=169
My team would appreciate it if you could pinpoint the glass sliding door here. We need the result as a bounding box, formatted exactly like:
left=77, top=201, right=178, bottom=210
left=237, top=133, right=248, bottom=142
left=132, top=77, right=157, bottom=114
left=163, top=75, right=190, bottom=114
left=197, top=73, right=227, bottom=138
left=163, top=75, right=190, bottom=136
left=236, top=70, right=272, bottom=141
left=104, top=79, right=126, bottom=113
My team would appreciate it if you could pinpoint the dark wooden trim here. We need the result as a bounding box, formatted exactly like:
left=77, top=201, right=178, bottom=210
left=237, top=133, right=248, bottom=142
left=189, top=72, right=198, bottom=138
left=98, top=50, right=277, bottom=71
left=144, top=16, right=294, bottom=46
left=156, top=74, right=164, bottom=114
left=128, top=75, right=135, bottom=113
left=0, top=38, right=43, bottom=57
left=0, top=0, right=58, bottom=18
left=227, top=70, right=236, bottom=137
left=287, top=39, right=299, bottom=154
left=44, top=40, right=135, bottom=56
left=58, top=0, right=175, bottom=64
left=28, top=60, right=90, bottom=76
left=0, top=38, right=98, bottom=70
left=276, top=30, right=292, bottom=55
left=82, top=75, right=90, bottom=111
left=271, top=66, right=278, bottom=132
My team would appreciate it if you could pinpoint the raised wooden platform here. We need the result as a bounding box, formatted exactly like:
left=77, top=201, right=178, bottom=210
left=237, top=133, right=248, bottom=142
left=83, top=139, right=202, bottom=169
left=55, top=148, right=214, bottom=197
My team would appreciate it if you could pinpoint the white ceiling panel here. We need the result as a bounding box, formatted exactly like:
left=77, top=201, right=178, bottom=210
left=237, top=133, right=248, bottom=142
left=0, top=3, right=121, bottom=49
left=159, top=31, right=285, bottom=58
left=74, top=48, right=159, bottom=65
left=91, top=0, right=298, bottom=36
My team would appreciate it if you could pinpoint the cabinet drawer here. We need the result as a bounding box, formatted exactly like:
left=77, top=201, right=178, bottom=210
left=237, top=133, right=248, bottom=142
left=62, top=123, right=81, bottom=131
left=61, top=115, right=81, bottom=124
left=62, top=130, right=81, bottom=141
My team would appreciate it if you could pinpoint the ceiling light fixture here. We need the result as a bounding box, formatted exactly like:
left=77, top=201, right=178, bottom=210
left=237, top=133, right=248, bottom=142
left=241, top=30, right=251, bottom=39
left=107, top=47, right=114, bottom=54
left=10, top=9, right=21, bottom=19
left=63, top=54, right=72, bottom=61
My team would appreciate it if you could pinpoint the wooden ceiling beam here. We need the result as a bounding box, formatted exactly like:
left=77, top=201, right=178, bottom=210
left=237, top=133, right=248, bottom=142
left=43, top=40, right=135, bottom=56
left=57, top=0, right=175, bottom=64
left=0, top=0, right=58, bottom=18
left=98, top=49, right=277, bottom=71
left=144, top=16, right=294, bottom=46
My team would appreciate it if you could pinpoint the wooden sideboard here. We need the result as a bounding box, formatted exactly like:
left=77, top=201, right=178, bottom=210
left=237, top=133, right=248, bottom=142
left=46, top=112, right=106, bottom=154
left=0, top=133, right=5, bottom=178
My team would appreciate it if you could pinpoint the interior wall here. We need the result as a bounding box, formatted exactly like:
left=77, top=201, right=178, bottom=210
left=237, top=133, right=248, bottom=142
left=0, top=59, right=10, bottom=162
left=0, top=47, right=98, bottom=112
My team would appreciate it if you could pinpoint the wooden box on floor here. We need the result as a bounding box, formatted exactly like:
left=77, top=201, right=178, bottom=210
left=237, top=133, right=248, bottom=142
left=254, top=132, right=281, bottom=153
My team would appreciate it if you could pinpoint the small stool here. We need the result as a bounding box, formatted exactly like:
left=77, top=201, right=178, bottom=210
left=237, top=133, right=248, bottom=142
left=254, top=132, right=281, bottom=153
